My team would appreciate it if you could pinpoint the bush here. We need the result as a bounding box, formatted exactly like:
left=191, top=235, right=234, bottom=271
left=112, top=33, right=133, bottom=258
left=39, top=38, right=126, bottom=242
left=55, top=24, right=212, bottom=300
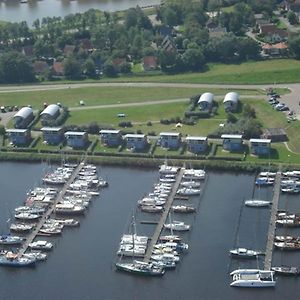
left=118, top=121, right=132, bottom=128
left=147, top=121, right=152, bottom=126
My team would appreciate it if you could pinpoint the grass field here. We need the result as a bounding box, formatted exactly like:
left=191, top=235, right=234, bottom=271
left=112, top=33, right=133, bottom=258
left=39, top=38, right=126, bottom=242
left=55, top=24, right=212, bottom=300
left=0, top=86, right=264, bottom=110
left=101, top=59, right=300, bottom=84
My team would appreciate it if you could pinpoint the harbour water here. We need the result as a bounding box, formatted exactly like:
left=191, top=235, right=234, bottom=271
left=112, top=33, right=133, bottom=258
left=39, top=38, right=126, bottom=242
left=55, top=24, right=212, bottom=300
left=0, top=162, right=299, bottom=299
left=0, top=0, right=161, bottom=25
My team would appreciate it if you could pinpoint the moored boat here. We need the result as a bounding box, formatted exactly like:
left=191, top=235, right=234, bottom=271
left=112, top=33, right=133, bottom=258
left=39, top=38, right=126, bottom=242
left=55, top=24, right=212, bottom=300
left=176, top=187, right=201, bottom=196
left=229, top=247, right=264, bottom=258
left=230, top=269, right=275, bottom=288
left=15, top=212, right=40, bottom=221
left=0, top=235, right=24, bottom=245
left=29, top=240, right=53, bottom=251
left=271, top=266, right=300, bottom=276
left=115, top=260, right=165, bottom=276
left=0, top=252, right=36, bottom=267
left=164, top=221, right=190, bottom=231
left=245, top=200, right=271, bottom=207
left=171, top=205, right=196, bottom=213
left=10, top=223, right=35, bottom=233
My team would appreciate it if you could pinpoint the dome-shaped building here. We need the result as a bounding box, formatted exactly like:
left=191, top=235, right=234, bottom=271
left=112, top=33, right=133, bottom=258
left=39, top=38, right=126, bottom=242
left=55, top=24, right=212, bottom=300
left=13, top=107, right=34, bottom=129
left=223, top=92, right=239, bottom=112
left=40, top=104, right=60, bottom=122
left=198, top=92, right=214, bottom=111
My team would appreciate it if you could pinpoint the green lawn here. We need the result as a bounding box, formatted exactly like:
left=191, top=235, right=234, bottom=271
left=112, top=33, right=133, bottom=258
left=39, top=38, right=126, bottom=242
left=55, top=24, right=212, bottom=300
left=0, top=86, right=264, bottom=110
left=101, top=59, right=300, bottom=84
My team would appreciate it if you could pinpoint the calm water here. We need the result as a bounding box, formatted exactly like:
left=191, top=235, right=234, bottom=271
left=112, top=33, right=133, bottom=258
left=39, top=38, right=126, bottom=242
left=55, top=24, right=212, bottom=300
left=0, top=162, right=299, bottom=300
left=0, top=0, right=161, bottom=25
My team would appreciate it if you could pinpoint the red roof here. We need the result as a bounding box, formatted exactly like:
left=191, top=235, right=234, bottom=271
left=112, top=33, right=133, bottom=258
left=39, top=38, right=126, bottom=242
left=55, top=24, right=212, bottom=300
left=80, top=38, right=93, bottom=50
left=33, top=61, right=49, bottom=74
left=52, top=62, right=64, bottom=76
left=112, top=58, right=126, bottom=67
left=63, top=45, right=75, bottom=56
left=142, top=56, right=157, bottom=70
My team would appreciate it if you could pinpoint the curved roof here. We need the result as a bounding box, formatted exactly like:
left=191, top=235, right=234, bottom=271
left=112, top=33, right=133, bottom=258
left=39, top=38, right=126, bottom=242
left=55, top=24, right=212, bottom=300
left=198, top=92, right=214, bottom=104
left=40, top=104, right=60, bottom=117
left=223, top=92, right=239, bottom=104
left=13, top=107, right=33, bottom=120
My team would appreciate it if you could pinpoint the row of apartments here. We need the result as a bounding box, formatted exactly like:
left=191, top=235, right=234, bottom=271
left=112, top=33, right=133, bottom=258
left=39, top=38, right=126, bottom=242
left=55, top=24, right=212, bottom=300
left=6, top=128, right=271, bottom=156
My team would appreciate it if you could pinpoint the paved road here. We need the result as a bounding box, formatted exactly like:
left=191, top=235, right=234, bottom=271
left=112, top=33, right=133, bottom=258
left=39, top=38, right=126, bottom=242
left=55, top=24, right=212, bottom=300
left=0, top=82, right=299, bottom=124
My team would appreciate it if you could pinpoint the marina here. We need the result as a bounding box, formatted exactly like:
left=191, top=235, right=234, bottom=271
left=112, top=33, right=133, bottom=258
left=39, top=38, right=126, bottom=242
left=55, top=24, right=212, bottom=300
left=1, top=163, right=300, bottom=298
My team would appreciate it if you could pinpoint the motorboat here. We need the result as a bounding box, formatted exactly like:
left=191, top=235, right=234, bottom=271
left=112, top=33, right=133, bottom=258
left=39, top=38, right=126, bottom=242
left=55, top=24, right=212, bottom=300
left=230, top=269, right=275, bottom=287
left=176, top=188, right=201, bottom=196
left=155, top=242, right=188, bottom=252
left=152, top=260, right=176, bottom=270
left=271, top=266, right=300, bottom=276
left=229, top=248, right=265, bottom=258
left=137, top=198, right=165, bottom=207
left=255, top=177, right=274, bottom=186
left=54, top=218, right=80, bottom=227
left=15, top=212, right=40, bottom=221
left=159, top=164, right=179, bottom=175
left=117, top=244, right=146, bottom=257
left=182, top=169, right=206, bottom=180
left=180, top=181, right=201, bottom=188
left=274, top=235, right=300, bottom=242
left=10, top=223, right=35, bottom=233
left=23, top=251, right=47, bottom=261
left=164, top=221, right=190, bottom=231
left=29, top=240, right=53, bottom=251
left=259, top=172, right=276, bottom=177
left=0, top=235, right=24, bottom=245
left=140, top=205, right=163, bottom=213
left=245, top=200, right=271, bottom=207
left=281, top=187, right=300, bottom=194
left=159, top=235, right=181, bottom=242
left=39, top=227, right=62, bottom=236
left=276, top=219, right=300, bottom=227
left=274, top=242, right=300, bottom=250
left=171, top=205, right=196, bottom=213
left=55, top=203, right=86, bottom=215
left=0, top=252, right=36, bottom=268
left=159, top=177, right=176, bottom=183
left=15, top=206, right=46, bottom=214
left=115, top=260, right=165, bottom=276
left=151, top=253, right=180, bottom=263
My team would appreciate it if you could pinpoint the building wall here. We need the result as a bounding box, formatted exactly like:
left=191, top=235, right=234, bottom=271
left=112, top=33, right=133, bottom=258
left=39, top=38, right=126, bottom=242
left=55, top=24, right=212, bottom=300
left=100, top=133, right=122, bottom=147
left=14, top=114, right=34, bottom=129
left=9, top=132, right=31, bottom=146
left=160, top=136, right=181, bottom=149
left=43, top=131, right=64, bottom=145
left=187, top=140, right=208, bottom=153
left=126, top=137, right=147, bottom=151
left=222, top=138, right=242, bottom=151
left=66, top=134, right=88, bottom=148
left=250, top=143, right=270, bottom=155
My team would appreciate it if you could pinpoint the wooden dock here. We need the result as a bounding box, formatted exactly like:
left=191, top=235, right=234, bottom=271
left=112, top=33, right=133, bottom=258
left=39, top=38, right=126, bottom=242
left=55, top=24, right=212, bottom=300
left=17, top=162, right=85, bottom=257
left=143, top=168, right=184, bottom=263
left=264, top=171, right=282, bottom=270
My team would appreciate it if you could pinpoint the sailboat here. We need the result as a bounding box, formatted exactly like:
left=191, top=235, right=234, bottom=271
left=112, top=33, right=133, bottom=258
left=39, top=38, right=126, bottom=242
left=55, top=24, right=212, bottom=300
left=115, top=215, right=165, bottom=276
left=245, top=184, right=271, bottom=207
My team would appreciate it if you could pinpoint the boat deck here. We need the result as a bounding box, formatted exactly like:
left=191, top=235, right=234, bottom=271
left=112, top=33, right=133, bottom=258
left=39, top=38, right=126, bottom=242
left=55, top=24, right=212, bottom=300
left=264, top=171, right=282, bottom=270
left=17, top=162, right=86, bottom=257
left=143, top=168, right=184, bottom=263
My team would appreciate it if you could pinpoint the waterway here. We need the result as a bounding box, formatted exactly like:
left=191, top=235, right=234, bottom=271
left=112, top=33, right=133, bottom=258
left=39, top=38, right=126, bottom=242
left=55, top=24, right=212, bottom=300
left=0, top=162, right=299, bottom=300
left=0, top=0, right=161, bottom=25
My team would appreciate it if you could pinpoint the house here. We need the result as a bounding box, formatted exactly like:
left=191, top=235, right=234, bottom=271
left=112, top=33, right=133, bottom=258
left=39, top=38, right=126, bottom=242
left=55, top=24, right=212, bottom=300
left=52, top=62, right=64, bottom=77
left=261, top=128, right=288, bottom=142
left=157, top=25, right=172, bottom=37
left=79, top=38, right=93, bottom=52
left=142, top=56, right=158, bottom=71
left=221, top=134, right=243, bottom=152
left=249, top=138, right=271, bottom=156
left=223, top=92, right=239, bottom=112
left=186, top=136, right=208, bottom=154
left=99, top=129, right=122, bottom=147
left=112, top=58, right=126, bottom=69
left=33, top=61, right=49, bottom=75
left=262, top=42, right=288, bottom=56
left=161, top=36, right=177, bottom=53
left=13, top=107, right=34, bottom=129
left=209, top=26, right=227, bottom=38
left=259, top=24, right=288, bottom=42
left=254, top=14, right=269, bottom=26
left=40, top=104, right=60, bottom=122
left=159, top=132, right=181, bottom=150
left=286, top=0, right=300, bottom=12
left=65, top=131, right=89, bottom=149
left=198, top=92, right=214, bottom=111
left=22, top=45, right=34, bottom=57
left=124, top=134, right=148, bottom=151
left=63, top=45, right=76, bottom=56
left=41, top=127, right=64, bottom=145
left=6, top=129, right=31, bottom=146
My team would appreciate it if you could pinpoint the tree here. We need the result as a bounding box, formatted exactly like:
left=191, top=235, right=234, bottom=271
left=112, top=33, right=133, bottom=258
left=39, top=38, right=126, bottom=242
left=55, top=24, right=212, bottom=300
left=119, top=62, right=132, bottom=74
left=83, top=58, right=96, bottom=78
left=64, top=56, right=82, bottom=80
left=182, top=47, right=205, bottom=71
left=103, top=61, right=117, bottom=77
left=289, top=35, right=300, bottom=59
left=287, top=11, right=299, bottom=25
left=242, top=103, right=256, bottom=119
left=0, top=51, right=35, bottom=83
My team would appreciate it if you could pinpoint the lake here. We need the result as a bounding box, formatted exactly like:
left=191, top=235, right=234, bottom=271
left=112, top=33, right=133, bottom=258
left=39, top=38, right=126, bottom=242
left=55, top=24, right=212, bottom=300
left=0, top=162, right=299, bottom=299
left=0, top=0, right=161, bottom=25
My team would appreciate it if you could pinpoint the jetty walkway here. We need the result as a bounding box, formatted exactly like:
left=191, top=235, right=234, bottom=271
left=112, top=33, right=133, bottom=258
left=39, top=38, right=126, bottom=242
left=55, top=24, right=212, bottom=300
left=143, top=168, right=184, bottom=263
left=17, top=162, right=85, bottom=257
left=264, top=171, right=282, bottom=270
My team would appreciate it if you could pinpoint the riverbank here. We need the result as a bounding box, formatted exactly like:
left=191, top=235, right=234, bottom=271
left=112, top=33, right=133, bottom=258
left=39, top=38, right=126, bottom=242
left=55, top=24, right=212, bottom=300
left=0, top=150, right=297, bottom=173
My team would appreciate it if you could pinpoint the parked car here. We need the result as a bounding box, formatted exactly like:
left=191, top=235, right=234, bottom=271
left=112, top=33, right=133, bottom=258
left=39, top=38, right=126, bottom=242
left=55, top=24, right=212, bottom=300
left=275, top=103, right=285, bottom=110
left=278, top=106, right=289, bottom=111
